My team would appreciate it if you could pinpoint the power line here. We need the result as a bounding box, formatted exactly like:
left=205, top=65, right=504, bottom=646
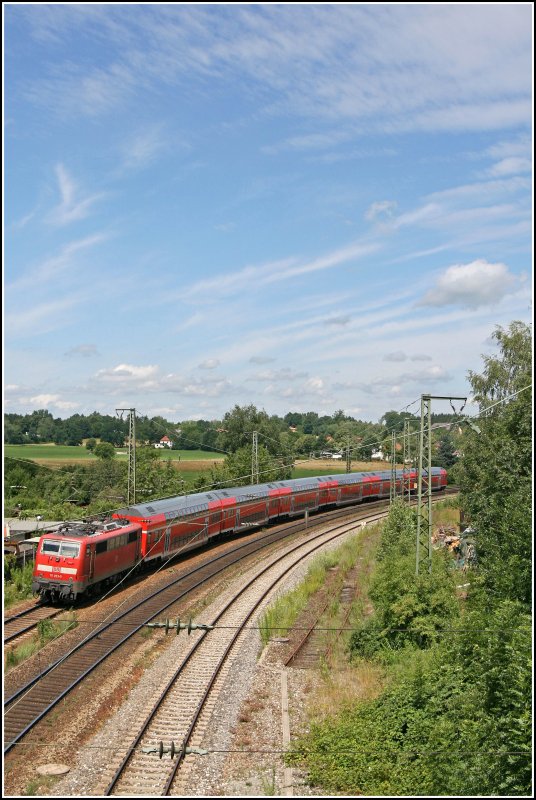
left=3, top=740, right=530, bottom=758
left=5, top=618, right=530, bottom=635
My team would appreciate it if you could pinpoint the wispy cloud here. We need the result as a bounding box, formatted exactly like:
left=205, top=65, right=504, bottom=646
left=46, top=164, right=106, bottom=226
left=5, top=295, right=83, bottom=337
left=8, top=232, right=110, bottom=290
left=19, top=5, right=531, bottom=136
left=119, top=124, right=179, bottom=172
left=65, top=344, right=100, bottom=358
left=179, top=241, right=379, bottom=302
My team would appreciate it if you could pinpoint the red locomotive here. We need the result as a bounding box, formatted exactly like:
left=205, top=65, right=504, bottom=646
left=32, top=519, right=141, bottom=601
left=32, top=467, right=447, bottom=601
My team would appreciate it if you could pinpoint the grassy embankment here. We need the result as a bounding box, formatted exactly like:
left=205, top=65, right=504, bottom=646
left=260, top=499, right=462, bottom=732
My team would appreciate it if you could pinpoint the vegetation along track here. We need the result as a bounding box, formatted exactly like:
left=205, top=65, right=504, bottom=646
left=4, top=491, right=454, bottom=757
left=103, top=511, right=389, bottom=796
left=4, top=604, right=62, bottom=646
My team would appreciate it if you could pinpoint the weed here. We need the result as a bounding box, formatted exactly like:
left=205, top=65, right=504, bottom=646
left=260, top=766, right=277, bottom=796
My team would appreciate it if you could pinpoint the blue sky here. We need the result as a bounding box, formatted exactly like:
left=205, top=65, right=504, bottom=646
left=4, top=4, right=533, bottom=423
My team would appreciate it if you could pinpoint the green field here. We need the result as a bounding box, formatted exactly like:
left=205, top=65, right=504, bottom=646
left=4, top=444, right=224, bottom=464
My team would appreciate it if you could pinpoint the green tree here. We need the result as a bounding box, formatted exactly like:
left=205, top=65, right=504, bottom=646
left=459, top=321, right=532, bottom=605
left=94, top=441, right=116, bottom=460
left=435, top=433, right=458, bottom=468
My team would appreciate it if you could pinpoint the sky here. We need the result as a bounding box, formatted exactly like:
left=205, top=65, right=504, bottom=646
left=4, top=3, right=533, bottom=424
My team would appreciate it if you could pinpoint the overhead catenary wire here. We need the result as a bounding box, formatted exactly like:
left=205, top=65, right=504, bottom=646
left=3, top=739, right=530, bottom=758
left=4, top=616, right=529, bottom=635
left=5, top=383, right=528, bottom=549
left=11, top=381, right=526, bottom=523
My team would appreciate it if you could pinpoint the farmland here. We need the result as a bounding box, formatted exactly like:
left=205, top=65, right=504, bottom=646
left=4, top=444, right=224, bottom=470
left=5, top=445, right=387, bottom=479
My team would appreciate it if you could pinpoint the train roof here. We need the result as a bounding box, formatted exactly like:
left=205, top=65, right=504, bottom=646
left=115, top=468, right=445, bottom=523
left=40, top=519, right=136, bottom=539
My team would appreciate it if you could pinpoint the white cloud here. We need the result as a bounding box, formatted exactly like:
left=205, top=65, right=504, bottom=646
left=21, top=393, right=80, bottom=411
left=180, top=241, right=379, bottom=302
left=20, top=5, right=531, bottom=136
left=248, top=369, right=308, bottom=383
left=365, top=200, right=397, bottom=222
left=8, top=232, right=109, bottom=291
left=65, top=344, right=99, bottom=358
left=95, top=364, right=159, bottom=382
left=419, top=259, right=516, bottom=309
left=120, top=124, right=169, bottom=171
left=198, top=359, right=220, bottom=370
left=5, top=296, right=83, bottom=337
left=485, top=157, right=532, bottom=177
left=47, top=164, right=105, bottom=226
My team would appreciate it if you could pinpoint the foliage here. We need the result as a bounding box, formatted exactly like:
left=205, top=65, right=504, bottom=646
left=192, top=443, right=292, bottom=492
left=4, top=405, right=430, bottom=462
left=4, top=559, right=35, bottom=608
left=93, top=441, right=116, bottom=460
left=435, top=433, right=458, bottom=468
left=458, top=321, right=532, bottom=605
left=350, top=502, right=458, bottom=657
left=291, top=601, right=531, bottom=796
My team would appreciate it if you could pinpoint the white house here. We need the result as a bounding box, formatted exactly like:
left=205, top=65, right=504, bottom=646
left=154, top=435, right=173, bottom=449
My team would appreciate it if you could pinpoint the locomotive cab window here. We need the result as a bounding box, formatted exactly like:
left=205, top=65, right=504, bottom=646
left=42, top=540, right=61, bottom=555
left=41, top=540, right=80, bottom=557
left=61, top=542, right=80, bottom=558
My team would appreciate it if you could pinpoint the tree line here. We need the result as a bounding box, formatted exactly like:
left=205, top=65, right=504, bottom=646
left=5, top=405, right=461, bottom=463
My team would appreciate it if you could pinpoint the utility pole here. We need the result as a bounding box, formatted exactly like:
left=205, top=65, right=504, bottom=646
left=116, top=408, right=136, bottom=506
left=251, top=431, right=259, bottom=484
left=346, top=436, right=351, bottom=473
left=390, top=430, right=397, bottom=503
left=416, top=395, right=466, bottom=575
left=403, top=418, right=412, bottom=504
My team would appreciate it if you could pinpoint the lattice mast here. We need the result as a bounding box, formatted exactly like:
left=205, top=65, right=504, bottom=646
left=116, top=408, right=136, bottom=506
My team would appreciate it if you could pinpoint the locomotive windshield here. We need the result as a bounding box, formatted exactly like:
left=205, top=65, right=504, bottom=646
left=41, top=539, right=80, bottom=558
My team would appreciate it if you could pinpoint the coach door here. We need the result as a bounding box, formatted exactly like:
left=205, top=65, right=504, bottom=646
left=164, top=525, right=172, bottom=556
left=86, top=544, right=95, bottom=579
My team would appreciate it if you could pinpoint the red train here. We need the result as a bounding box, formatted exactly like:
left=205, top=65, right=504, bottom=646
left=32, top=467, right=447, bottom=601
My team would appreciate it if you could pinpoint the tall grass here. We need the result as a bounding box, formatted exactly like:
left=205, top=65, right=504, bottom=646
left=4, top=558, right=35, bottom=609
left=259, top=555, right=336, bottom=645
left=259, top=524, right=381, bottom=647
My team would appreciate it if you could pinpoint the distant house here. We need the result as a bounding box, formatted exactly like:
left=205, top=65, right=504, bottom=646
left=154, top=435, right=173, bottom=449
left=371, top=450, right=385, bottom=460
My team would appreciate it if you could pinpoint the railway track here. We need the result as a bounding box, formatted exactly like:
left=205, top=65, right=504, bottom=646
left=103, top=510, right=389, bottom=795
left=4, top=604, right=63, bottom=646
left=283, top=492, right=457, bottom=670
left=4, top=490, right=456, bottom=758
left=3, top=499, right=394, bottom=755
